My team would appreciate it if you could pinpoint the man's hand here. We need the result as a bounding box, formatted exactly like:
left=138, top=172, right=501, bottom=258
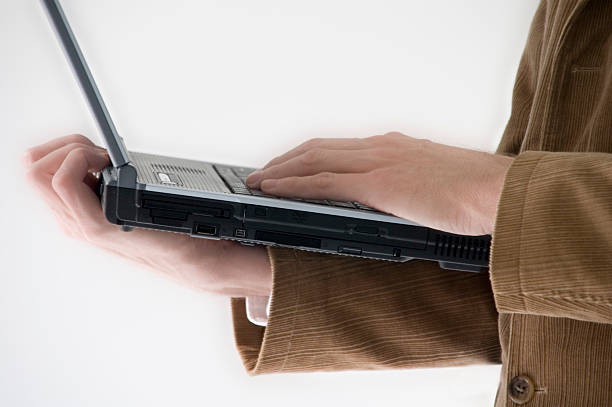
left=246, top=132, right=513, bottom=236
left=23, top=134, right=272, bottom=297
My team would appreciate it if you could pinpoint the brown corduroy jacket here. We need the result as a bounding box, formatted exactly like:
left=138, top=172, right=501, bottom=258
left=231, top=0, right=612, bottom=405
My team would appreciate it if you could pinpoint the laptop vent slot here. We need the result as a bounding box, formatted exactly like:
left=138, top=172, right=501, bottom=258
left=433, top=234, right=490, bottom=261
left=129, top=152, right=229, bottom=193
left=151, top=163, right=207, bottom=176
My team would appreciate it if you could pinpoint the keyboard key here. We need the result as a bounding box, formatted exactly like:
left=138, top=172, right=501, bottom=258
left=329, top=200, right=356, bottom=208
left=232, top=167, right=256, bottom=177
left=304, top=199, right=329, bottom=205
left=215, top=165, right=251, bottom=194
left=353, top=202, right=377, bottom=211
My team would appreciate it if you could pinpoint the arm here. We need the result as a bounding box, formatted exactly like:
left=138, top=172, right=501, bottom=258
left=22, top=134, right=502, bottom=376
left=491, top=151, right=612, bottom=324
left=233, top=246, right=501, bottom=374
left=233, top=134, right=510, bottom=374
left=247, top=132, right=612, bottom=328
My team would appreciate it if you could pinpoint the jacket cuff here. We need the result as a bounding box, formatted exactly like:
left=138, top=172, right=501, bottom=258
left=231, top=246, right=303, bottom=374
left=490, top=150, right=546, bottom=314
left=490, top=150, right=612, bottom=323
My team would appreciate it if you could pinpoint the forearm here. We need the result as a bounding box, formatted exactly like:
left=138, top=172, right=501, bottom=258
left=233, top=247, right=501, bottom=374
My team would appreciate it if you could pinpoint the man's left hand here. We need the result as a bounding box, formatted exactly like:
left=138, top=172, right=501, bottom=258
left=246, top=132, right=513, bottom=236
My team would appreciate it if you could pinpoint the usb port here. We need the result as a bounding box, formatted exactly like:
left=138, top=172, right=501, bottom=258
left=194, top=224, right=217, bottom=236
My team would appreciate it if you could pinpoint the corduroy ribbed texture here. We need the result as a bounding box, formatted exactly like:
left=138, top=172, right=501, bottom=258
left=492, top=152, right=612, bottom=324
left=233, top=249, right=501, bottom=373
left=231, top=0, right=612, bottom=405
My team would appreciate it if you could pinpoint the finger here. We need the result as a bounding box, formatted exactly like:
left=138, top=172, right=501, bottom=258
left=27, top=171, right=77, bottom=224
left=262, top=137, right=371, bottom=170
left=27, top=172, right=83, bottom=240
left=259, top=172, right=373, bottom=204
left=25, top=143, right=103, bottom=225
left=52, top=147, right=114, bottom=240
left=25, top=143, right=109, bottom=213
left=247, top=148, right=388, bottom=188
left=28, top=142, right=109, bottom=177
left=26, top=144, right=109, bottom=239
left=22, top=134, right=97, bottom=166
left=25, top=142, right=109, bottom=243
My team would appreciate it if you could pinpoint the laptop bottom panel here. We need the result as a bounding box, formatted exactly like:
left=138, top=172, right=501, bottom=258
left=101, top=173, right=490, bottom=273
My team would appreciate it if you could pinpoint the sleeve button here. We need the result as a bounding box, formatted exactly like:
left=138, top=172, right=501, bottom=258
left=508, top=375, right=535, bottom=404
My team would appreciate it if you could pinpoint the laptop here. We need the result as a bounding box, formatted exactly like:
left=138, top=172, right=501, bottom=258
left=42, top=0, right=491, bottom=273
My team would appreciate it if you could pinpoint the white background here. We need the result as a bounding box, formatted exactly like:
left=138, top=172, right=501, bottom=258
left=1, top=1, right=539, bottom=406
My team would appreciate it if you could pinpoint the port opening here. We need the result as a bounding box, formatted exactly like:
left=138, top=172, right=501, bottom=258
left=194, top=224, right=217, bottom=236
left=254, top=230, right=321, bottom=248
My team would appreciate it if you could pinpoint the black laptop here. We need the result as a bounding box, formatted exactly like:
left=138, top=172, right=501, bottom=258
left=42, top=0, right=491, bottom=273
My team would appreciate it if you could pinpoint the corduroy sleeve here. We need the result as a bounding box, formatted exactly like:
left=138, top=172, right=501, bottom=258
left=490, top=151, right=612, bottom=324
left=231, top=247, right=500, bottom=374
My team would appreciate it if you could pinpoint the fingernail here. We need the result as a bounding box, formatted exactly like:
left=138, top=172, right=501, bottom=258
left=261, top=179, right=278, bottom=189
left=246, top=170, right=263, bottom=187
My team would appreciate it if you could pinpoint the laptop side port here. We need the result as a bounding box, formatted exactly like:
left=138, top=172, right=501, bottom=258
left=194, top=224, right=217, bottom=236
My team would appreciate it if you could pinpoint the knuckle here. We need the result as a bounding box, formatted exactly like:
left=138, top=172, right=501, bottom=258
left=414, top=137, right=432, bottom=151
left=369, top=132, right=407, bottom=147
left=22, top=149, right=35, bottom=167
left=383, top=131, right=405, bottom=139
left=64, top=142, right=86, bottom=153
left=301, top=148, right=325, bottom=166
left=369, top=166, right=394, bottom=184
left=314, top=172, right=334, bottom=189
left=365, top=168, right=384, bottom=184
left=66, top=142, right=95, bottom=156
left=68, top=134, right=91, bottom=146
left=69, top=145, right=90, bottom=158
left=302, top=138, right=323, bottom=150
left=69, top=147, right=94, bottom=166
left=51, top=171, right=71, bottom=193
left=287, top=177, right=300, bottom=189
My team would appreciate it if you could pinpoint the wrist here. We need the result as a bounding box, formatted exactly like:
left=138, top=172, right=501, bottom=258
left=226, top=244, right=272, bottom=297
left=180, top=238, right=272, bottom=297
left=481, top=155, right=514, bottom=234
left=245, top=245, right=273, bottom=296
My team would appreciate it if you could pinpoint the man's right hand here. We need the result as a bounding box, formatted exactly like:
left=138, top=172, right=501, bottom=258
left=23, top=134, right=272, bottom=297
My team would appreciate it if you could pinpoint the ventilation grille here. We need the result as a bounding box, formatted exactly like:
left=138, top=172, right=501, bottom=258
left=129, top=152, right=230, bottom=193
left=433, top=234, right=490, bottom=262
left=150, top=163, right=208, bottom=176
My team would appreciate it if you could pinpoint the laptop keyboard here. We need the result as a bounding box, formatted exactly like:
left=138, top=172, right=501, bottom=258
left=214, top=164, right=380, bottom=212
